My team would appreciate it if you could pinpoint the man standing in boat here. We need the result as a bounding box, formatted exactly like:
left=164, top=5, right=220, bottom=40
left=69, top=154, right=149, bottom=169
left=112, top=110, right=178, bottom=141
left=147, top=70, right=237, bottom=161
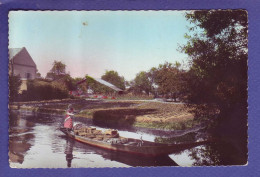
left=64, top=104, right=75, bottom=131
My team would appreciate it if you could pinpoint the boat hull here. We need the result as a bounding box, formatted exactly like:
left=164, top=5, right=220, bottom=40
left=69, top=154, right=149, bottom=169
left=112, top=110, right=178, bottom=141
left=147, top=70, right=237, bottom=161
left=60, top=128, right=207, bottom=156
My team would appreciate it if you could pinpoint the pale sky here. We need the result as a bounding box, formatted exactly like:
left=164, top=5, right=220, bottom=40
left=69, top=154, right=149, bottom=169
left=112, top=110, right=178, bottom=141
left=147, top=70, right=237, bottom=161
left=9, top=11, right=190, bottom=81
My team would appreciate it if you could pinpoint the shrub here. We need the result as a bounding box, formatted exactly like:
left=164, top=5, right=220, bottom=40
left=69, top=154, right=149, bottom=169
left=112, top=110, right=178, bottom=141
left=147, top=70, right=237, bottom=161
left=9, top=75, right=22, bottom=102
left=20, top=80, right=69, bottom=101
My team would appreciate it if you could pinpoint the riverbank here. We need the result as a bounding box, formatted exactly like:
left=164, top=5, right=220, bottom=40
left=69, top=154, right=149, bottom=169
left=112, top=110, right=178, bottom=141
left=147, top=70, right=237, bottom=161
left=9, top=99, right=199, bottom=130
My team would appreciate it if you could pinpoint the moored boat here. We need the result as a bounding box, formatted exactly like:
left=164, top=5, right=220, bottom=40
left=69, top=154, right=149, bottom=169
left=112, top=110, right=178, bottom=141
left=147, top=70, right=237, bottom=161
left=60, top=125, right=208, bottom=157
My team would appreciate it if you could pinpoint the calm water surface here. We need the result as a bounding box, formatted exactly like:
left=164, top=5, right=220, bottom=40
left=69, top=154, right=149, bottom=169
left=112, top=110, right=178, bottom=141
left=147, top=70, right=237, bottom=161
left=9, top=110, right=246, bottom=168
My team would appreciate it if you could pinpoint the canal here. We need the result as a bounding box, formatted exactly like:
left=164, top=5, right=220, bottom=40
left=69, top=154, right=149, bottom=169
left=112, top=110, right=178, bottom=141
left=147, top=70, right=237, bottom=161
left=9, top=110, right=246, bottom=168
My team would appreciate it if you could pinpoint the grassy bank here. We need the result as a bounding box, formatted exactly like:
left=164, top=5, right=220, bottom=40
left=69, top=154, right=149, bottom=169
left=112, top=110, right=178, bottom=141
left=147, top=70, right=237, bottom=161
left=9, top=99, right=198, bottom=130
left=134, top=119, right=198, bottom=130
left=155, top=132, right=197, bottom=144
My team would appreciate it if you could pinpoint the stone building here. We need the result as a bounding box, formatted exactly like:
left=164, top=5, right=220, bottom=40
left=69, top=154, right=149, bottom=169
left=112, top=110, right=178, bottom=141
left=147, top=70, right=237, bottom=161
left=9, top=47, right=37, bottom=91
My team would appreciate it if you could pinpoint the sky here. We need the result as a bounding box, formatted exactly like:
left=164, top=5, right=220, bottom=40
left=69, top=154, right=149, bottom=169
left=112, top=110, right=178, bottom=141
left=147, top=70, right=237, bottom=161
left=9, top=11, right=190, bottom=81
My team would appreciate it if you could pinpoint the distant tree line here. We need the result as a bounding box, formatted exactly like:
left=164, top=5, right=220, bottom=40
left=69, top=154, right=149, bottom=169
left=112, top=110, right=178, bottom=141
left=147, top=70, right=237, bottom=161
left=129, top=61, right=185, bottom=101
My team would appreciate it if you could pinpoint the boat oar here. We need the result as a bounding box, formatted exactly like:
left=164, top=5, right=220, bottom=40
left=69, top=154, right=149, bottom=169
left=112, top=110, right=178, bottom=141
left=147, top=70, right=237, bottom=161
left=73, top=104, right=91, bottom=115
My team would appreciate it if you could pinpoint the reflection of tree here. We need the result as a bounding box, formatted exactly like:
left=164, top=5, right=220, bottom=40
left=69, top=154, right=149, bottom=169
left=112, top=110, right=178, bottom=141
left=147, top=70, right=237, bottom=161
left=9, top=134, right=34, bottom=164
left=64, top=139, right=74, bottom=168
left=9, top=111, right=35, bottom=164
left=189, top=144, right=221, bottom=166
left=188, top=140, right=247, bottom=166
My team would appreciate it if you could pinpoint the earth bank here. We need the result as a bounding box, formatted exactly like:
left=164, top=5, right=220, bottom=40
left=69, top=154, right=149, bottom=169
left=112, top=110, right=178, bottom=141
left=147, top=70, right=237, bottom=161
left=9, top=99, right=199, bottom=130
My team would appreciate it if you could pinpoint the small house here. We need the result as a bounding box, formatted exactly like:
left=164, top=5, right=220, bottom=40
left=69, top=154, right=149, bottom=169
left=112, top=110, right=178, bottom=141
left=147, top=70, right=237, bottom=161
left=9, top=47, right=37, bottom=91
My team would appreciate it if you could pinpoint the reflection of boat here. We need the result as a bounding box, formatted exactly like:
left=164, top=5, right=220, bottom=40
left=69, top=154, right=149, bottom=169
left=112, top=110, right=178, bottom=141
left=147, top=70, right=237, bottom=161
left=60, top=137, right=178, bottom=167
left=60, top=127, right=208, bottom=157
left=102, top=150, right=178, bottom=166
left=82, top=141, right=178, bottom=166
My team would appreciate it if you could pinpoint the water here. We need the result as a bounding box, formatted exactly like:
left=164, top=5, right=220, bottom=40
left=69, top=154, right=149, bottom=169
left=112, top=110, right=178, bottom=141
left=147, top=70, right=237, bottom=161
left=9, top=110, right=247, bottom=168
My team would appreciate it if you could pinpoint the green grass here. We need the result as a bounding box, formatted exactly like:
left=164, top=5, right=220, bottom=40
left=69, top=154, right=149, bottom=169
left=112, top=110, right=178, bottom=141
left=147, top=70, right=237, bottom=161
left=133, top=119, right=198, bottom=130
left=155, top=132, right=197, bottom=144
left=41, top=103, right=87, bottom=110
left=116, top=95, right=154, bottom=100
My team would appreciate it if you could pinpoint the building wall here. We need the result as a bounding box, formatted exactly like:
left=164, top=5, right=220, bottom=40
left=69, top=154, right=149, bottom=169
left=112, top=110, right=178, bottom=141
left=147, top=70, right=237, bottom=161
left=13, top=64, right=36, bottom=80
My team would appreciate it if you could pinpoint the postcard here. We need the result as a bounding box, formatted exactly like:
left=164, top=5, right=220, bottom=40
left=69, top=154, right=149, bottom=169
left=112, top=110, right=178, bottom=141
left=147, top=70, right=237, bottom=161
left=8, top=10, right=248, bottom=168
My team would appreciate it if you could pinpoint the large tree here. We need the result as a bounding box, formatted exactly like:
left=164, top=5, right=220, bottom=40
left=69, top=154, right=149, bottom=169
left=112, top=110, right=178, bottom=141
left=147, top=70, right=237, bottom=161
left=181, top=10, right=248, bottom=139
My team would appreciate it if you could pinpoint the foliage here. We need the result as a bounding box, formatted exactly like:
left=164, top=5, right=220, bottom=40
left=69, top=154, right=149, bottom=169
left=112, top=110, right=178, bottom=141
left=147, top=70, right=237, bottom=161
left=132, top=71, right=152, bottom=95
left=180, top=10, right=248, bottom=134
left=154, top=62, right=184, bottom=100
left=20, top=80, right=69, bottom=101
left=146, top=67, right=158, bottom=95
left=46, top=60, right=67, bottom=80
left=155, top=132, right=197, bottom=143
left=130, top=62, right=184, bottom=99
left=134, top=119, right=196, bottom=130
left=9, top=75, right=22, bottom=102
left=181, top=10, right=247, bottom=106
left=188, top=140, right=247, bottom=165
left=82, top=71, right=125, bottom=95
left=36, top=69, right=41, bottom=78
left=36, top=72, right=41, bottom=78
left=85, top=75, right=115, bottom=94
left=116, top=94, right=154, bottom=100
left=73, top=77, right=87, bottom=92
left=51, top=74, right=76, bottom=91
left=101, top=70, right=126, bottom=90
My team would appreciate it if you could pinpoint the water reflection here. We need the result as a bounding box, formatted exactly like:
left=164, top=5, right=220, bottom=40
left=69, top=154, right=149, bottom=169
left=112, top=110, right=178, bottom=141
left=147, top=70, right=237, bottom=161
left=9, top=111, right=35, bottom=165
left=169, top=140, right=247, bottom=166
left=9, top=110, right=247, bottom=168
left=9, top=111, right=179, bottom=167
left=188, top=141, right=247, bottom=166
left=60, top=137, right=178, bottom=167
left=64, top=139, right=74, bottom=168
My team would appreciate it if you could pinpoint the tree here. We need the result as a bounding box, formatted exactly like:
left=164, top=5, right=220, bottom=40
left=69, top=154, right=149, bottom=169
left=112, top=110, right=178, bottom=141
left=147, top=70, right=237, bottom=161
left=46, top=60, right=67, bottom=80
left=84, top=75, right=111, bottom=94
left=73, top=77, right=87, bottom=92
left=36, top=72, right=41, bottom=78
left=101, top=70, right=125, bottom=90
left=147, top=67, right=158, bottom=96
left=9, top=75, right=22, bottom=102
left=154, top=62, right=183, bottom=101
left=51, top=60, right=66, bottom=75
left=180, top=10, right=248, bottom=138
left=36, top=69, right=41, bottom=78
left=132, top=71, right=152, bottom=95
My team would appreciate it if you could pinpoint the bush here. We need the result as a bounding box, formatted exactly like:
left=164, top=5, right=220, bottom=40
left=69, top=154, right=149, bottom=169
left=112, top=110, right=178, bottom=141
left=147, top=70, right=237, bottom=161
left=9, top=75, right=22, bottom=102
left=20, top=80, right=69, bottom=101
